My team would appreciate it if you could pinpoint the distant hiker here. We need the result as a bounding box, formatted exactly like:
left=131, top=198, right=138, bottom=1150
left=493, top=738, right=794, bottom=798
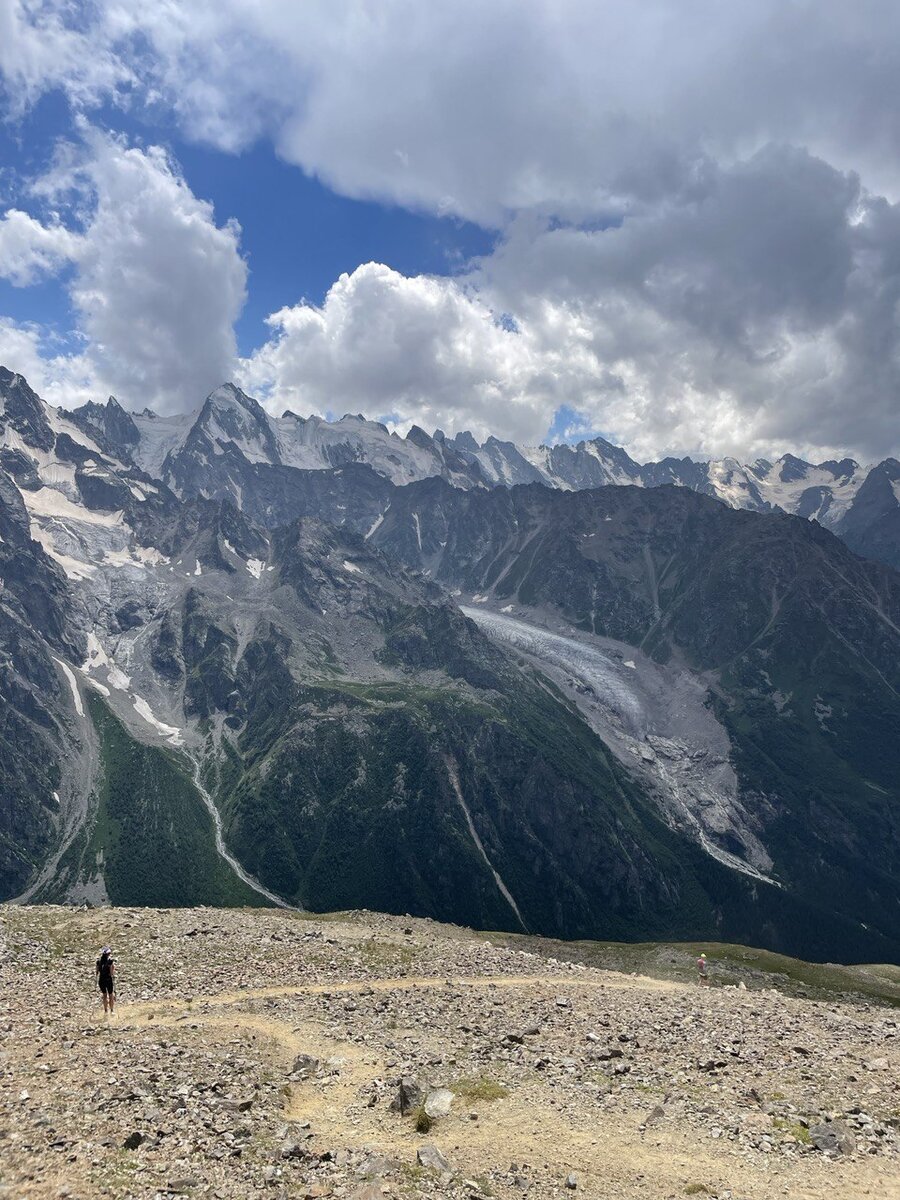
left=96, top=946, right=116, bottom=1013
left=697, top=952, right=710, bottom=987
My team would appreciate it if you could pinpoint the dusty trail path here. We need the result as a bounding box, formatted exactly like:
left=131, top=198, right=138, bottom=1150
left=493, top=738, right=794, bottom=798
left=3, top=905, right=899, bottom=1200
left=123, top=969, right=679, bottom=1018
left=124, top=973, right=898, bottom=1200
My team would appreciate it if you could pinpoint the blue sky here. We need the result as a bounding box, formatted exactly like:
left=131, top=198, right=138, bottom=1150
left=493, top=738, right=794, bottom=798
left=1, top=3, right=899, bottom=463
left=0, top=87, right=495, bottom=358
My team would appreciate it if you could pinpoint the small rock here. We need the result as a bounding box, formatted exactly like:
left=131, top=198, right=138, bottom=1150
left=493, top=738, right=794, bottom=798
left=417, top=1144, right=451, bottom=1173
left=122, top=1130, right=144, bottom=1150
left=565, top=1172, right=578, bottom=1189
left=291, top=1054, right=319, bottom=1078
left=809, top=1120, right=856, bottom=1156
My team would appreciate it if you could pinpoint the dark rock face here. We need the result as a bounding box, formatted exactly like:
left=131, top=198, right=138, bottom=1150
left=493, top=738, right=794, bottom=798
left=837, top=458, right=900, bottom=571
left=0, top=474, right=84, bottom=895
left=0, top=367, right=54, bottom=452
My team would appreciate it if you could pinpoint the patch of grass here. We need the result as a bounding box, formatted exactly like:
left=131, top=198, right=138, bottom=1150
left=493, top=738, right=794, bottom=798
left=684, top=1185, right=711, bottom=1197
left=451, top=1075, right=509, bottom=1102
left=48, top=694, right=266, bottom=907
left=400, top=1166, right=432, bottom=1195
left=413, top=1104, right=433, bottom=1133
left=629, top=1081, right=666, bottom=1095
left=351, top=938, right=418, bottom=972
left=773, top=1118, right=811, bottom=1144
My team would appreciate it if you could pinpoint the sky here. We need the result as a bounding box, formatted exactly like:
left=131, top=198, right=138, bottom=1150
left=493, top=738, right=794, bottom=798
left=1, top=2, right=900, bottom=464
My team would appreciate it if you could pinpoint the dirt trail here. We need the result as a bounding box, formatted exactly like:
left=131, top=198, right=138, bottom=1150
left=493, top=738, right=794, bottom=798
left=124, top=974, right=897, bottom=1200
left=125, top=969, right=678, bottom=1019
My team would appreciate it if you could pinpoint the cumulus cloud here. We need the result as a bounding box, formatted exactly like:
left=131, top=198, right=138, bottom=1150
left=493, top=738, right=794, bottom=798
left=240, top=263, right=558, bottom=443
left=2, top=3, right=900, bottom=459
left=237, top=148, right=900, bottom=463
left=0, top=209, right=81, bottom=285
left=28, top=0, right=900, bottom=224
left=0, top=129, right=247, bottom=412
left=0, top=318, right=96, bottom=407
left=0, top=0, right=131, bottom=114
left=476, top=146, right=900, bottom=461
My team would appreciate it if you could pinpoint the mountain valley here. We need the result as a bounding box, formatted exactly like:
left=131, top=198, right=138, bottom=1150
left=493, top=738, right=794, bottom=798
left=1, top=366, right=898, bottom=964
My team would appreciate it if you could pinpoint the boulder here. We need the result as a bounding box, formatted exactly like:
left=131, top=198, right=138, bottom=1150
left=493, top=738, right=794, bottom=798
left=291, top=1054, right=319, bottom=1078
left=390, top=1076, right=425, bottom=1114
left=424, top=1088, right=454, bottom=1119
left=417, top=1144, right=451, bottom=1173
left=809, top=1120, right=856, bottom=1156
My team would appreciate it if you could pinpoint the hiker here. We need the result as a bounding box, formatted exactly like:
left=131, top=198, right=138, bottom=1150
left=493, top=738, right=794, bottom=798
left=697, top=952, right=710, bottom=987
left=96, top=945, right=116, bottom=1013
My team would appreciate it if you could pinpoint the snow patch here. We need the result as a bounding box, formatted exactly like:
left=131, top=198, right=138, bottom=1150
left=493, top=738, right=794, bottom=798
left=364, top=511, right=385, bottom=540
left=107, top=667, right=131, bottom=691
left=81, top=633, right=109, bottom=672
left=131, top=696, right=182, bottom=744
left=132, top=544, right=168, bottom=566
left=31, top=527, right=97, bottom=580
left=54, top=659, right=84, bottom=718
left=342, top=559, right=362, bottom=574
left=245, top=557, right=264, bottom=579
left=23, top=486, right=123, bottom=528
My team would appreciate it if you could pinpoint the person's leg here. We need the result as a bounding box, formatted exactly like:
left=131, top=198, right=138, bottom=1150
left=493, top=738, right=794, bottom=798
left=109, top=988, right=115, bottom=1014
left=101, top=986, right=109, bottom=1013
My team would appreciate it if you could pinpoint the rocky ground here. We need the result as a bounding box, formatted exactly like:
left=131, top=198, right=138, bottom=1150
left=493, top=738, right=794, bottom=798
left=1, top=906, right=898, bottom=1200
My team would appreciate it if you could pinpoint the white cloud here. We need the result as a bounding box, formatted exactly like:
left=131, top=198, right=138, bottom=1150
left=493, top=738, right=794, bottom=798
left=25, top=0, right=900, bottom=224
left=0, top=318, right=96, bottom=407
left=3, top=4, right=900, bottom=460
left=0, top=209, right=81, bottom=285
left=65, top=133, right=247, bottom=411
left=239, top=263, right=557, bottom=443
left=0, top=0, right=131, bottom=114
left=0, top=129, right=247, bottom=412
left=476, top=146, right=900, bottom=462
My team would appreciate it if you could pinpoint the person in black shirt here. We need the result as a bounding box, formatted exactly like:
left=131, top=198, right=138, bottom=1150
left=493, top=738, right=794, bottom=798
left=96, top=946, right=116, bottom=1014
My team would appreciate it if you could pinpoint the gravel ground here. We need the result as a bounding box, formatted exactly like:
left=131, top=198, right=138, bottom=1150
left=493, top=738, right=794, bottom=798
left=1, top=906, right=898, bottom=1200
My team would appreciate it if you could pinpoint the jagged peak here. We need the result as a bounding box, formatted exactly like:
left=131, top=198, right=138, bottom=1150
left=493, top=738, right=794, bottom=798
left=451, top=430, right=481, bottom=452
left=818, top=456, right=861, bottom=476
left=203, top=382, right=263, bottom=413
left=405, top=424, right=435, bottom=450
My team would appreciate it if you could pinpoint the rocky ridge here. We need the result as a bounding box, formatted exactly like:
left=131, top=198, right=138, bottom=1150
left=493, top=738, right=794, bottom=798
left=55, top=373, right=900, bottom=572
left=1, top=905, right=898, bottom=1200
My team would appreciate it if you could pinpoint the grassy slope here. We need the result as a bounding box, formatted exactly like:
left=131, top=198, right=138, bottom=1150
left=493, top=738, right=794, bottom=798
left=45, top=694, right=263, bottom=908
left=480, top=930, right=900, bottom=1006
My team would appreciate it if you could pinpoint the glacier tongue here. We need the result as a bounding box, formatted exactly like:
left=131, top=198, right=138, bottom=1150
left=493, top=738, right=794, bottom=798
left=462, top=604, right=777, bottom=883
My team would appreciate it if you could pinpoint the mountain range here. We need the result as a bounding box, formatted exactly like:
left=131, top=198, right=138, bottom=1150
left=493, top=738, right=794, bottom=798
left=61, top=378, right=900, bottom=571
left=1, top=364, right=898, bottom=964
